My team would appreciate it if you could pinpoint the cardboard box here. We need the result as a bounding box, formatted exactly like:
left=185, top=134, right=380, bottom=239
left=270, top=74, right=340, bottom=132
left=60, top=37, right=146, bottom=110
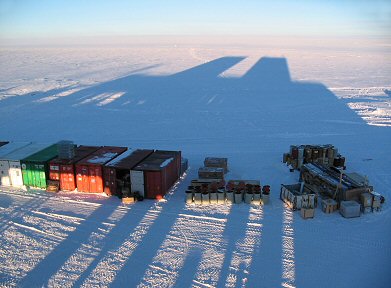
left=122, top=197, right=135, bottom=204
left=321, top=198, right=338, bottom=214
left=301, top=208, right=315, bottom=219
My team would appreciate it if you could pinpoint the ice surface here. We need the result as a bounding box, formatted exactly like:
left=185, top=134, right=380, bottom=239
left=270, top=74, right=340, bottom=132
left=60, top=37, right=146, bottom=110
left=0, top=40, right=390, bottom=288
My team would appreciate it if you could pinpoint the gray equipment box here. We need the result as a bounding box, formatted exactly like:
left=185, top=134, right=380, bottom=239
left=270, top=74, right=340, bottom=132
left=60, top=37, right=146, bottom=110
left=340, top=201, right=361, bottom=218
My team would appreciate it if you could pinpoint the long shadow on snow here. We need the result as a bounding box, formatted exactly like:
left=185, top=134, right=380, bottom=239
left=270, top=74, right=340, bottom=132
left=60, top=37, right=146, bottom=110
left=3, top=56, right=377, bottom=148
left=18, top=200, right=122, bottom=287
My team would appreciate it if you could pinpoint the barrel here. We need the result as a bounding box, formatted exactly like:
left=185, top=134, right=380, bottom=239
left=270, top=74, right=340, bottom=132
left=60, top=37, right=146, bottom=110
left=252, top=191, right=261, bottom=205
left=210, top=191, right=218, bottom=204
left=185, top=190, right=193, bottom=204
left=226, top=191, right=234, bottom=204
left=234, top=191, right=243, bottom=204
left=217, top=189, right=225, bottom=204
left=194, top=191, right=202, bottom=205
left=201, top=192, right=210, bottom=205
left=244, top=191, right=253, bottom=204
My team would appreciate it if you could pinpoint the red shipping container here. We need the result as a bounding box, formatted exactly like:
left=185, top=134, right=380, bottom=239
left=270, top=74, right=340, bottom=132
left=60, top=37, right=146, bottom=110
left=131, top=151, right=181, bottom=199
left=75, top=146, right=127, bottom=193
left=103, top=149, right=154, bottom=196
left=49, top=146, right=101, bottom=191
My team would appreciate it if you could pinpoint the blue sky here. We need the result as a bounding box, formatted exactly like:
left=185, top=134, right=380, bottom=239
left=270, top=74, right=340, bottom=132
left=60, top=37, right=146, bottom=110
left=0, top=0, right=390, bottom=39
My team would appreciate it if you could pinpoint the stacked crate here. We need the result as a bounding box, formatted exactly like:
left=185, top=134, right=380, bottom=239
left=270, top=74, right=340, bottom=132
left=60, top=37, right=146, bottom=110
left=57, top=140, right=75, bottom=159
left=283, top=144, right=345, bottom=171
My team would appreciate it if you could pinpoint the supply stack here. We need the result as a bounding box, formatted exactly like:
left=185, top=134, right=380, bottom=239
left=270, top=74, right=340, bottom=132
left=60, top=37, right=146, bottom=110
left=283, top=144, right=345, bottom=171
left=186, top=157, right=271, bottom=205
left=281, top=143, right=385, bottom=219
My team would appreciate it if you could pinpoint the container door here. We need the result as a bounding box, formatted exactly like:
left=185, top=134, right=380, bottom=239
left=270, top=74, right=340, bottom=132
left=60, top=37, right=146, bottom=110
left=31, top=164, right=39, bottom=188
left=104, top=167, right=116, bottom=195
left=34, top=164, right=46, bottom=189
left=9, top=161, right=23, bottom=187
left=60, top=165, right=67, bottom=190
left=145, top=171, right=162, bottom=199
left=76, top=165, right=89, bottom=192
left=66, top=165, right=75, bottom=191
left=29, top=163, right=35, bottom=187
left=21, top=162, right=29, bottom=186
left=89, top=166, right=96, bottom=192
left=0, top=160, right=11, bottom=186
left=130, top=170, right=144, bottom=197
left=95, top=166, right=103, bottom=193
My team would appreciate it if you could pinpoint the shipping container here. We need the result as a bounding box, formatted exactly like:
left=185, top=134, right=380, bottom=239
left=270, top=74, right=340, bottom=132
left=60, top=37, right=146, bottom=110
left=103, top=149, right=154, bottom=196
left=21, top=144, right=59, bottom=189
left=49, top=146, right=101, bottom=191
left=0, top=143, right=51, bottom=187
left=131, top=150, right=181, bottom=199
left=156, top=150, right=181, bottom=178
left=75, top=146, right=127, bottom=193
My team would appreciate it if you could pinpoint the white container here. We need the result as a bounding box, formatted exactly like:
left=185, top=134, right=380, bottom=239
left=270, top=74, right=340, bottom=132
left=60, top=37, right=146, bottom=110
left=0, top=142, right=49, bottom=187
left=252, top=192, right=261, bottom=205
left=234, top=191, right=243, bottom=204
left=217, top=190, right=225, bottom=204
left=244, top=192, right=253, bottom=204
left=226, top=191, right=234, bottom=204
left=185, top=190, right=193, bottom=204
left=210, top=192, right=218, bottom=204
left=340, top=201, right=361, bottom=218
left=201, top=193, right=210, bottom=205
left=194, top=192, right=202, bottom=205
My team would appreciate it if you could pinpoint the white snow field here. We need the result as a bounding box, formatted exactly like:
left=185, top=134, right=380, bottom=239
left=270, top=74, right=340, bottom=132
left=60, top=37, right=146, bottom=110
left=1, top=39, right=391, bottom=287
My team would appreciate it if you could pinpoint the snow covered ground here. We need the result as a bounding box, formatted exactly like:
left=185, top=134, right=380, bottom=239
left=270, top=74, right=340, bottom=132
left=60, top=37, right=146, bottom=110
left=0, top=38, right=391, bottom=287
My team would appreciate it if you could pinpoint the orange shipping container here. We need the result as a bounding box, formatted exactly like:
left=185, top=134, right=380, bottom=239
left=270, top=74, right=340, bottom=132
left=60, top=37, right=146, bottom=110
left=49, top=146, right=101, bottom=191
left=75, top=146, right=127, bottom=193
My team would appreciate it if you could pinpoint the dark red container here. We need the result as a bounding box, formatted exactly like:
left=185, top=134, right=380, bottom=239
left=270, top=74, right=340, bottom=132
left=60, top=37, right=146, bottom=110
left=131, top=150, right=181, bottom=199
left=155, top=150, right=181, bottom=180
left=49, top=146, right=101, bottom=191
left=103, top=149, right=154, bottom=196
left=75, top=146, right=127, bottom=193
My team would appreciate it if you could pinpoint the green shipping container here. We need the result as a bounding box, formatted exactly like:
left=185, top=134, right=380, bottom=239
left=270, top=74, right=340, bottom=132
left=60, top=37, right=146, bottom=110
left=21, top=144, right=58, bottom=189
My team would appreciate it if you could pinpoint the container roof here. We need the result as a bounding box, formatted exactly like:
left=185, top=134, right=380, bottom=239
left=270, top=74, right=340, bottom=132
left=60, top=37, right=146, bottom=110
left=50, top=146, right=101, bottom=165
left=0, top=142, right=32, bottom=158
left=22, top=144, right=59, bottom=162
left=0, top=143, right=51, bottom=161
left=76, top=146, right=127, bottom=165
left=106, top=149, right=154, bottom=169
left=133, top=151, right=177, bottom=171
